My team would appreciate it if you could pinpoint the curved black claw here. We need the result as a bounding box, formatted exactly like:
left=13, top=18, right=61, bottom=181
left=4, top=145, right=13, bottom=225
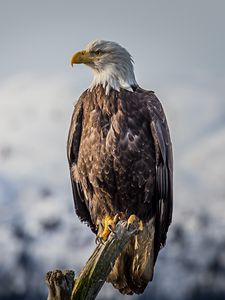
left=95, top=236, right=104, bottom=245
left=108, top=224, right=115, bottom=233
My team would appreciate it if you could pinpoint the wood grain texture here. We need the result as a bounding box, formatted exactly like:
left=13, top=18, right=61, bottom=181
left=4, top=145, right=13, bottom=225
left=45, top=221, right=139, bottom=300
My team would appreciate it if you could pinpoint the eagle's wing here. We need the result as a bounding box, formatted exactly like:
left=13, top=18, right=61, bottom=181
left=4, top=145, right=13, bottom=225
left=147, top=92, right=173, bottom=257
left=67, top=98, right=95, bottom=232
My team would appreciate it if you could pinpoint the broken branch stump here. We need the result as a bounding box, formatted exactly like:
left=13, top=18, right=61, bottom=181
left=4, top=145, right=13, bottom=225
left=45, top=221, right=138, bottom=300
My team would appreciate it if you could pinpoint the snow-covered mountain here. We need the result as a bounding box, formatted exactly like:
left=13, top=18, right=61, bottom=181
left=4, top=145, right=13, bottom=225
left=0, top=74, right=225, bottom=300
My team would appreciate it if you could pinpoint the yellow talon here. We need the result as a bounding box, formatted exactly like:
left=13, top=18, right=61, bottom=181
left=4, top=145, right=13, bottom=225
left=97, top=215, right=117, bottom=242
left=102, top=216, right=112, bottom=241
left=96, top=214, right=143, bottom=243
left=138, top=220, right=144, bottom=231
left=127, top=214, right=137, bottom=225
left=127, top=214, right=144, bottom=231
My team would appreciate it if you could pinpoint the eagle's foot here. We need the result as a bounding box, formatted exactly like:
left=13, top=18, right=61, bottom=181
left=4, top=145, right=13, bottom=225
left=96, top=214, right=121, bottom=243
left=127, top=214, right=144, bottom=231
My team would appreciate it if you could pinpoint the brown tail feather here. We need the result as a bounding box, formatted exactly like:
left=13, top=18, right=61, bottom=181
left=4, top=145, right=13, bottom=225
left=107, top=217, right=155, bottom=295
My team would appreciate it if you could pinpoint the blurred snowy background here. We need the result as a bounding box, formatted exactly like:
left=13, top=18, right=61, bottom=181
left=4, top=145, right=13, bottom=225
left=1, top=1, right=225, bottom=299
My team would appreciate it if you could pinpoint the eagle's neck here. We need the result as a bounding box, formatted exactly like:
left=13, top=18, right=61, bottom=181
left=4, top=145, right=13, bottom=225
left=89, top=64, right=138, bottom=95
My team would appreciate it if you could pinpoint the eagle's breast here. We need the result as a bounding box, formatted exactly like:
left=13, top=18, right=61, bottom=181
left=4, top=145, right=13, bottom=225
left=73, top=86, right=156, bottom=224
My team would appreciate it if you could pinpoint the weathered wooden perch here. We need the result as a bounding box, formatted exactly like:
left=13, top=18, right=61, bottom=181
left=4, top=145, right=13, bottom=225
left=46, top=269, right=75, bottom=300
left=45, top=221, right=139, bottom=300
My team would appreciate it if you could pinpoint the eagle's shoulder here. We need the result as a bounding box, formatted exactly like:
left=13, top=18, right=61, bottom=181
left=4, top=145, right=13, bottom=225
left=72, top=89, right=89, bottom=107
left=129, top=87, right=166, bottom=123
left=67, top=92, right=85, bottom=165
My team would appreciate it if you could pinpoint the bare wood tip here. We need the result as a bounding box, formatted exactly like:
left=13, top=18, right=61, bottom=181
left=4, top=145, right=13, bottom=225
left=45, top=269, right=75, bottom=300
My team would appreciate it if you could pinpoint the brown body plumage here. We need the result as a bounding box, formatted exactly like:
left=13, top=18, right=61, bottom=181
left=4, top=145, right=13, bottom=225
left=67, top=84, right=173, bottom=294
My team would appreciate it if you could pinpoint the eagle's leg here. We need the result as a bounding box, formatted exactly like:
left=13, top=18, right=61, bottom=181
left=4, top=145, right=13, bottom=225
left=96, top=214, right=120, bottom=243
left=127, top=214, right=144, bottom=231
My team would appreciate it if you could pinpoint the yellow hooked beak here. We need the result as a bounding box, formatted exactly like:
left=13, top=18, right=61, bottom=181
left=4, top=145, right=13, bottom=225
left=70, top=50, right=94, bottom=66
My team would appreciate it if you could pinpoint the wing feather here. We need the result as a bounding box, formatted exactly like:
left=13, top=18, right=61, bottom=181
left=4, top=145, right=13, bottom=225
left=67, top=98, right=95, bottom=232
left=148, top=94, right=173, bottom=257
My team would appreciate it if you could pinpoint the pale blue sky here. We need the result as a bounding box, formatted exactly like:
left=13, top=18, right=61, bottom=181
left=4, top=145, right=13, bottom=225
left=1, top=0, right=225, bottom=89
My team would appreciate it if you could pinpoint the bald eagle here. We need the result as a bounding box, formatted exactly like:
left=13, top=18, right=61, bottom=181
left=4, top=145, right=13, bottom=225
left=67, top=40, right=173, bottom=295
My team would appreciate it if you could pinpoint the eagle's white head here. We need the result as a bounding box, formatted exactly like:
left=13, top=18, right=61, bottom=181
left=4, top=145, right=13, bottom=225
left=71, top=40, right=138, bottom=95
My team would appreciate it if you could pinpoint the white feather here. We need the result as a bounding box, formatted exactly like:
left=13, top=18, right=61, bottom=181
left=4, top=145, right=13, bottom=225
left=84, top=40, right=138, bottom=95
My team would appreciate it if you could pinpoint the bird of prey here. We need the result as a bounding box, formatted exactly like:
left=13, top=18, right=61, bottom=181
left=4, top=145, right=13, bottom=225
left=67, top=40, right=173, bottom=295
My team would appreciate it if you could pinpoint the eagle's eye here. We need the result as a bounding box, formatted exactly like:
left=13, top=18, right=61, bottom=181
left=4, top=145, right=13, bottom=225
left=90, top=50, right=102, bottom=56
